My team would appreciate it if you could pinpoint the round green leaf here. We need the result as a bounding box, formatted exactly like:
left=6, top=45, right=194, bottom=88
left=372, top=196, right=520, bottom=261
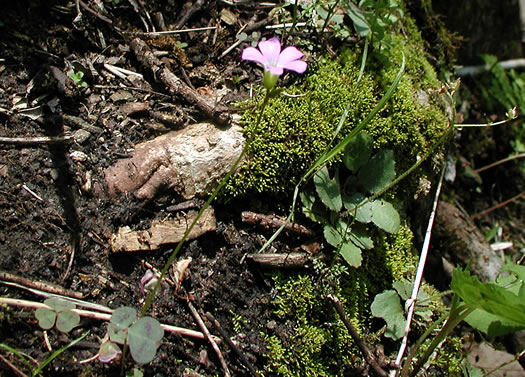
left=370, top=290, right=406, bottom=340
left=343, top=132, right=372, bottom=172
left=323, top=224, right=342, bottom=247
left=128, top=317, right=164, bottom=364
left=44, top=297, right=75, bottom=312
left=35, top=307, right=56, bottom=330
left=56, top=310, right=80, bottom=333
left=371, top=199, right=400, bottom=233
left=111, top=307, right=137, bottom=329
left=339, top=241, right=362, bottom=267
left=99, top=340, right=122, bottom=363
left=358, top=149, right=395, bottom=194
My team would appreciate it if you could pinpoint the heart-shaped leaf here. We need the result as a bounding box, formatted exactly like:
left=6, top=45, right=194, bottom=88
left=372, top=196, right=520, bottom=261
left=56, top=310, right=80, bottom=333
left=111, top=307, right=137, bottom=329
left=35, top=307, right=57, bottom=330
left=371, top=290, right=406, bottom=340
left=128, top=317, right=164, bottom=364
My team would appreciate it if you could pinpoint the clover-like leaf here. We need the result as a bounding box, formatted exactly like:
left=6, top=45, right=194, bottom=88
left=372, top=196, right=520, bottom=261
left=358, top=149, right=395, bottom=194
left=314, top=166, right=342, bottom=212
left=35, top=307, right=57, bottom=330
left=111, top=307, right=137, bottom=329
left=56, top=310, right=80, bottom=333
left=339, top=241, right=362, bottom=267
left=44, top=297, right=75, bottom=312
left=371, top=290, right=406, bottom=340
left=99, top=340, right=122, bottom=363
left=343, top=132, right=373, bottom=172
left=128, top=317, right=164, bottom=364
left=371, top=199, right=400, bottom=233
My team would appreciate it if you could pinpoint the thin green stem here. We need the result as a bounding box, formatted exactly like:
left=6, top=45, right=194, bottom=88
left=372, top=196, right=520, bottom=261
left=141, top=90, right=271, bottom=318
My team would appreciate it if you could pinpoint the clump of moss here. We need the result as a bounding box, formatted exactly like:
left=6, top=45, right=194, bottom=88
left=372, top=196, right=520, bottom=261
left=226, top=17, right=449, bottom=198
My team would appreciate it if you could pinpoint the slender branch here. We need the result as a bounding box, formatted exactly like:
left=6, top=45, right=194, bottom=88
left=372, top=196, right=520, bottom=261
left=470, top=191, right=525, bottom=219
left=0, top=135, right=73, bottom=146
left=328, top=294, right=388, bottom=377
left=473, top=153, right=525, bottom=173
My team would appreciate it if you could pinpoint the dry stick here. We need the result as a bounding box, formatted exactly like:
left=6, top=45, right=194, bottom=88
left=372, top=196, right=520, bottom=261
left=174, top=0, right=206, bottom=29
left=0, top=271, right=83, bottom=299
left=186, top=301, right=231, bottom=377
left=328, top=294, right=388, bottom=377
left=78, top=0, right=114, bottom=25
left=0, top=354, right=27, bottom=377
left=470, top=191, right=525, bottom=219
left=473, top=152, right=525, bottom=173
left=129, top=38, right=230, bottom=126
left=0, top=297, right=212, bottom=341
left=0, top=135, right=73, bottom=146
left=205, top=312, right=260, bottom=377
left=394, top=166, right=446, bottom=374
left=241, top=211, right=314, bottom=237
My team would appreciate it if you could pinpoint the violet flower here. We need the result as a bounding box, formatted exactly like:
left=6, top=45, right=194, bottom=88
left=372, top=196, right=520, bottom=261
left=242, top=37, right=307, bottom=90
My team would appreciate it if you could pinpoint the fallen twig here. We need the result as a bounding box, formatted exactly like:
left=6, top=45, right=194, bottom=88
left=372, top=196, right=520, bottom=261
left=0, top=135, right=73, bottom=146
left=205, top=312, right=260, bottom=377
left=241, top=211, right=313, bottom=237
left=0, top=297, right=213, bottom=341
left=0, top=271, right=84, bottom=299
left=470, top=191, right=525, bottom=219
left=130, top=38, right=230, bottom=125
left=328, top=294, right=388, bottom=377
left=245, top=253, right=315, bottom=268
left=186, top=300, right=230, bottom=377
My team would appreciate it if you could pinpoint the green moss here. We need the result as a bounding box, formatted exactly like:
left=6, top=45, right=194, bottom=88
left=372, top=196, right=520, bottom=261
left=226, top=16, right=448, bottom=199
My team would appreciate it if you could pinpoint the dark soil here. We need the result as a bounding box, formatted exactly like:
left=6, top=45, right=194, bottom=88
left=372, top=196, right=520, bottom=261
left=0, top=1, right=289, bottom=376
left=1, top=1, right=525, bottom=376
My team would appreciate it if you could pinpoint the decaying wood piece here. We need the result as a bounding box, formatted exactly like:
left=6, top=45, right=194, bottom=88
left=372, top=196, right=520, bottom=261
left=110, top=207, right=216, bottom=252
left=104, top=121, right=244, bottom=200
left=130, top=37, right=230, bottom=125
left=241, top=211, right=314, bottom=237
left=245, top=253, right=316, bottom=268
left=433, top=201, right=503, bottom=281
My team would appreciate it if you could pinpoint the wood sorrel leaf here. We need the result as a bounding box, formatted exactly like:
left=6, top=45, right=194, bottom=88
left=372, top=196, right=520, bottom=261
left=370, top=290, right=406, bottom=340
left=371, top=199, right=400, bottom=233
left=44, top=297, right=75, bottom=312
left=314, top=166, right=342, bottom=212
left=111, top=307, right=137, bottom=329
left=343, top=131, right=372, bottom=172
left=358, top=149, right=395, bottom=194
left=128, top=317, right=164, bottom=364
left=35, top=307, right=57, bottom=330
left=56, top=310, right=80, bottom=333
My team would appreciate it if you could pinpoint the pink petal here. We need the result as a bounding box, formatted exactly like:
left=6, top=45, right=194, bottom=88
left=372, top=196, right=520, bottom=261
left=278, top=46, right=304, bottom=66
left=258, top=38, right=282, bottom=64
left=267, top=66, right=284, bottom=76
left=242, top=47, right=266, bottom=65
left=282, top=60, right=307, bottom=74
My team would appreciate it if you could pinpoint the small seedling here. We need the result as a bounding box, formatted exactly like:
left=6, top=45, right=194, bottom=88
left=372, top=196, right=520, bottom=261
left=35, top=298, right=80, bottom=333
left=67, top=70, right=89, bottom=88
left=99, top=307, right=163, bottom=365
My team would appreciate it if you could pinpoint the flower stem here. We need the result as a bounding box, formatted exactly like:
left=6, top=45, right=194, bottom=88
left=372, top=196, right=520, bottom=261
left=140, top=89, right=271, bottom=318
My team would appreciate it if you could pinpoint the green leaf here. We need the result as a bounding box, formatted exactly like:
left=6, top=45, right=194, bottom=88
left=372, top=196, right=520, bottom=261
left=35, top=307, right=56, bottom=330
left=465, top=308, right=525, bottom=337
left=128, top=317, right=164, bottom=364
left=451, top=267, right=525, bottom=327
left=99, top=340, right=122, bottom=363
left=111, top=307, right=137, bottom=329
left=343, top=192, right=373, bottom=223
left=370, top=290, right=406, bottom=340
left=358, top=149, right=395, bottom=194
left=300, top=191, right=329, bottom=223
left=371, top=199, right=400, bottom=233
left=324, top=224, right=342, bottom=247
left=339, top=241, right=362, bottom=267
left=44, top=297, right=75, bottom=312
left=348, top=228, right=373, bottom=250
left=344, top=1, right=371, bottom=37
left=499, top=264, right=525, bottom=296
left=108, top=323, right=128, bottom=344
left=56, top=311, right=80, bottom=333
left=343, top=132, right=372, bottom=172
left=314, top=166, right=342, bottom=212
